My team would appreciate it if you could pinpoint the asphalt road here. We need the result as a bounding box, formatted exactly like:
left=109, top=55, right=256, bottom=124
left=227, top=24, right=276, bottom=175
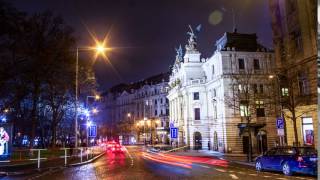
left=6, top=146, right=316, bottom=180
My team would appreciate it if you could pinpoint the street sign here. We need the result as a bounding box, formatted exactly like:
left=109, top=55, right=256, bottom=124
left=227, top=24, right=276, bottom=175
left=277, top=129, right=284, bottom=136
left=88, top=125, right=97, bottom=137
left=276, top=118, right=284, bottom=129
left=170, top=128, right=178, bottom=139
left=169, top=122, right=174, bottom=128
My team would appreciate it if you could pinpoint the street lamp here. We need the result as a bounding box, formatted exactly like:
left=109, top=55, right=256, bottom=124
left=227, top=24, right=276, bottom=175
left=75, top=42, right=107, bottom=148
left=269, top=74, right=287, bottom=146
left=95, top=95, right=101, bottom=101
left=92, top=108, right=98, bottom=114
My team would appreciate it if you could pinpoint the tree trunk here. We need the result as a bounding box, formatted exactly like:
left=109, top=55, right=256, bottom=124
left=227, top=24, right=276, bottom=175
left=292, top=118, right=299, bottom=146
left=248, top=126, right=253, bottom=162
left=30, top=93, right=38, bottom=149
left=51, top=125, right=57, bottom=148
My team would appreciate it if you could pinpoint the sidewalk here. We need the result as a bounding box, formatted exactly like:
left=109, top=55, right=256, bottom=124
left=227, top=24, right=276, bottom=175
left=0, top=147, right=105, bottom=176
left=167, top=150, right=256, bottom=167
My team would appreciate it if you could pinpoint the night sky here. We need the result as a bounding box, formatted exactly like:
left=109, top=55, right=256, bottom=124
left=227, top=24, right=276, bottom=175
left=6, top=0, right=273, bottom=90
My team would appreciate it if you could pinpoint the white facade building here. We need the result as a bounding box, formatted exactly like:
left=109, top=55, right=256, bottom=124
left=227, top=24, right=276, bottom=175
left=104, top=73, right=170, bottom=144
left=168, top=29, right=278, bottom=154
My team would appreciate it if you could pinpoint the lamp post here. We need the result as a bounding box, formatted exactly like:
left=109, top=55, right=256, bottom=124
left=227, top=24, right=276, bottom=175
left=74, top=44, right=108, bottom=148
left=269, top=74, right=287, bottom=146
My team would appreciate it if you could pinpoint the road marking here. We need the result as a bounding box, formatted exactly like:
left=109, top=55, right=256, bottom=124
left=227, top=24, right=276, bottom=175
left=236, top=171, right=245, bottom=174
left=275, top=178, right=288, bottom=180
left=229, top=174, right=239, bottom=179
left=124, top=146, right=134, bottom=167
left=248, top=173, right=257, bottom=176
left=215, top=168, right=227, bottom=173
left=198, top=164, right=210, bottom=169
left=228, top=170, right=234, bottom=173
left=263, top=175, right=271, bottom=178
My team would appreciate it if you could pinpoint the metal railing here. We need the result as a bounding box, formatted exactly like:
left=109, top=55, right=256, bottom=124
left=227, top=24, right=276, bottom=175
left=6, top=146, right=104, bottom=169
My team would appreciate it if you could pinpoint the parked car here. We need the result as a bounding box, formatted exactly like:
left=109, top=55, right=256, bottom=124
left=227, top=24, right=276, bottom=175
left=255, top=146, right=317, bottom=176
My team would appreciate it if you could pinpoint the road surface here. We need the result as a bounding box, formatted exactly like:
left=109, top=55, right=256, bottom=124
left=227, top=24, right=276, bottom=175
left=7, top=146, right=316, bottom=180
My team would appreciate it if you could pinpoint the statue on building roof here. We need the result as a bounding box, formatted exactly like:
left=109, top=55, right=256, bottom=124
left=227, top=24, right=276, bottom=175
left=175, top=44, right=183, bottom=62
left=185, top=24, right=201, bottom=52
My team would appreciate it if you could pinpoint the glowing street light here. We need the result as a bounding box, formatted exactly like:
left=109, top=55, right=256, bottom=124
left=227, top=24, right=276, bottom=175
left=95, top=95, right=101, bottom=100
left=127, top=113, right=131, bottom=118
left=92, top=108, right=98, bottom=114
left=86, top=121, right=92, bottom=127
left=95, top=43, right=107, bottom=55
left=74, top=40, right=108, bottom=148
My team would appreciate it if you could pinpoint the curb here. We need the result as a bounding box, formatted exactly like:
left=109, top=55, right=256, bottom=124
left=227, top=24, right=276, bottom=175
left=218, top=157, right=255, bottom=167
left=68, top=152, right=106, bottom=167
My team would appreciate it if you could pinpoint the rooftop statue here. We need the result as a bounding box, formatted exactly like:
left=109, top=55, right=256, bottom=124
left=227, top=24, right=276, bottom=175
left=175, top=44, right=183, bottom=62
left=186, top=24, right=201, bottom=52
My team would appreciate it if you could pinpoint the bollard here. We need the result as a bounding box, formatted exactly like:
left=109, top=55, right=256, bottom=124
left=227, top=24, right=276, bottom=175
left=64, top=149, right=67, bottom=166
left=37, top=149, right=41, bottom=169
left=80, top=148, right=83, bottom=163
left=86, top=147, right=89, bottom=160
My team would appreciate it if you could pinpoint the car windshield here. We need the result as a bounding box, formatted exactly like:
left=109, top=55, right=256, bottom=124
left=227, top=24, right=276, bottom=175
left=297, top=147, right=317, bottom=155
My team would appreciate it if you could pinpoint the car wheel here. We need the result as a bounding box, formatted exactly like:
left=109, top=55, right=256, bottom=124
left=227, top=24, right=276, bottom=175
left=255, top=161, right=263, bottom=171
left=282, top=162, right=292, bottom=176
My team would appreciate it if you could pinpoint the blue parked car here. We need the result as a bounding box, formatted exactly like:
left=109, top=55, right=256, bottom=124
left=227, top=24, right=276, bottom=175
left=255, top=146, right=317, bottom=176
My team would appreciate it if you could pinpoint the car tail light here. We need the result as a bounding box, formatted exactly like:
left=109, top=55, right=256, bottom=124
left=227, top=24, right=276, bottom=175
left=296, top=156, right=304, bottom=162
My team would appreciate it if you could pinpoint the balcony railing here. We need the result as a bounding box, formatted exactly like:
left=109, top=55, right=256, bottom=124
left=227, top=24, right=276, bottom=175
left=188, top=78, right=206, bottom=86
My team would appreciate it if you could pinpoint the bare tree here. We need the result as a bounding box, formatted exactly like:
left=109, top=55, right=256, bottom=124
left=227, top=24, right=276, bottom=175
left=276, top=71, right=317, bottom=146
left=225, top=69, right=276, bottom=162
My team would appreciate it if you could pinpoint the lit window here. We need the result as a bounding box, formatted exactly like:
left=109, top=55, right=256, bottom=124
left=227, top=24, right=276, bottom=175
left=255, top=100, right=265, bottom=117
left=281, top=88, right=289, bottom=96
left=240, top=101, right=250, bottom=117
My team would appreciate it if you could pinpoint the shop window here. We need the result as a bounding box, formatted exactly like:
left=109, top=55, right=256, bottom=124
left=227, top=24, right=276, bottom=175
left=302, top=117, right=314, bottom=145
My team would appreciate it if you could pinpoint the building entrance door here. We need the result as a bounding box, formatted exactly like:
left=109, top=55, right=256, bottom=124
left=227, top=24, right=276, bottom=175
left=242, top=136, right=249, bottom=154
left=194, top=132, right=202, bottom=150
left=213, top=131, right=218, bottom=151
left=257, top=131, right=268, bottom=154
